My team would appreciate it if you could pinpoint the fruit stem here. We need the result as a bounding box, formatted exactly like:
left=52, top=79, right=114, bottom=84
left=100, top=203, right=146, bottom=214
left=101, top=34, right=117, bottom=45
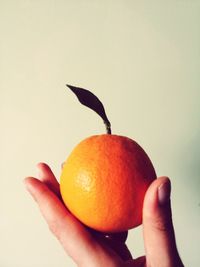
left=105, top=121, right=112, bottom=134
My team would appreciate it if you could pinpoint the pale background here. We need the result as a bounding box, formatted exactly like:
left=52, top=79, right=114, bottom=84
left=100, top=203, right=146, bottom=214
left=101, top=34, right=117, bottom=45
left=1, top=1, right=200, bottom=266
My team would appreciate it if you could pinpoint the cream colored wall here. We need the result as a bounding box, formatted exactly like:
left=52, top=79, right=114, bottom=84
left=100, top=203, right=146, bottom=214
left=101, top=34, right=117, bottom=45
left=1, top=1, right=200, bottom=266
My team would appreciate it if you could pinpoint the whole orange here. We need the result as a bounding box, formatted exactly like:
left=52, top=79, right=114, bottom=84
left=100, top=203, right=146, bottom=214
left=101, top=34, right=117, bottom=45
left=60, top=134, right=156, bottom=233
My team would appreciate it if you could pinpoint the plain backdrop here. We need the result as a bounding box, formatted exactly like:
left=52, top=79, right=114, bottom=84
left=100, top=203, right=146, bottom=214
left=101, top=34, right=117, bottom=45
left=1, top=1, right=200, bottom=267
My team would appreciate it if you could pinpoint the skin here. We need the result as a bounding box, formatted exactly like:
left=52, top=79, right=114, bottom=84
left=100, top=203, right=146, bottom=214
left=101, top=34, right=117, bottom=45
left=24, top=163, right=184, bottom=267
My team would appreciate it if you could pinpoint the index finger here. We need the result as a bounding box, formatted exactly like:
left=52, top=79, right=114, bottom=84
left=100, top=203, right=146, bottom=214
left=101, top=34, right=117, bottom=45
left=24, top=177, right=101, bottom=266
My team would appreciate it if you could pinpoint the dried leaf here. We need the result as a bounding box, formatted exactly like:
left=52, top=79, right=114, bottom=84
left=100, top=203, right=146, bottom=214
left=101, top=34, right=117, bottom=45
left=67, top=85, right=111, bottom=134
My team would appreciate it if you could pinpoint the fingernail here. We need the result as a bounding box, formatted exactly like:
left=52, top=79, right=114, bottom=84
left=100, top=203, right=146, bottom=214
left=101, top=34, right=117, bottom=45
left=158, top=178, right=171, bottom=205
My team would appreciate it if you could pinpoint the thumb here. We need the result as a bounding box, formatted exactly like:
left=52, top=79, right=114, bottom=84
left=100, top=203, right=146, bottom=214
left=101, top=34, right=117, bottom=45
left=143, top=177, right=184, bottom=267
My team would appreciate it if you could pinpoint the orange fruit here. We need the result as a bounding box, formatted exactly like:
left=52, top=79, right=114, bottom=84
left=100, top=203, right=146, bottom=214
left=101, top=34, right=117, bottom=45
left=60, top=134, right=156, bottom=233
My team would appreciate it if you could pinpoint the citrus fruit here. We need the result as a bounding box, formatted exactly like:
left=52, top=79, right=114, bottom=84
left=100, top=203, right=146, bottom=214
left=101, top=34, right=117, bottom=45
left=60, top=85, right=156, bottom=233
left=60, top=134, right=156, bottom=233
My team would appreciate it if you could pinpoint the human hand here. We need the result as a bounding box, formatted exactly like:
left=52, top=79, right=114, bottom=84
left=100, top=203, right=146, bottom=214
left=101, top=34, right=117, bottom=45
left=24, top=163, right=184, bottom=267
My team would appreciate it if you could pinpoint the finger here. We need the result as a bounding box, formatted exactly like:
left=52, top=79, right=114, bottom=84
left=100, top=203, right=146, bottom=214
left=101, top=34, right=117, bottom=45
left=103, top=239, right=132, bottom=261
left=91, top=231, right=132, bottom=261
left=124, top=256, right=146, bottom=267
left=37, top=163, right=61, bottom=197
left=24, top=177, right=100, bottom=266
left=133, top=256, right=146, bottom=267
left=104, top=231, right=128, bottom=243
left=90, top=229, right=128, bottom=243
left=143, top=177, right=184, bottom=267
left=24, top=177, right=122, bottom=266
